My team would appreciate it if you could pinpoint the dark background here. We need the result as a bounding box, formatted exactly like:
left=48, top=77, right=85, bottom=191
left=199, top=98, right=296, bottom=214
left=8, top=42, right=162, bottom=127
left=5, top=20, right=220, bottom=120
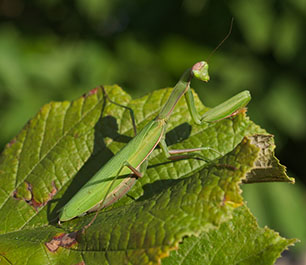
left=0, top=0, right=305, bottom=262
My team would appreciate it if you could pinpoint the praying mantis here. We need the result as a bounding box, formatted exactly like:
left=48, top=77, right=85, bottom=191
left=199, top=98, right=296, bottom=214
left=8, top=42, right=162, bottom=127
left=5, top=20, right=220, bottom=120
left=59, top=61, right=251, bottom=222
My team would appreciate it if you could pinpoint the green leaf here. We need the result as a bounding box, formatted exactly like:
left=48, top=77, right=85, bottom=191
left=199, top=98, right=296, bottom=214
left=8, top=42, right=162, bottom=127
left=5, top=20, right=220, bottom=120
left=162, top=205, right=297, bottom=265
left=0, top=87, right=105, bottom=233
left=0, top=86, right=295, bottom=264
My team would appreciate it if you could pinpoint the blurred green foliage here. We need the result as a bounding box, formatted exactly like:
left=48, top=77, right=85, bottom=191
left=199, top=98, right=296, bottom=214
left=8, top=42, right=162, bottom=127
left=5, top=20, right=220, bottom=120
left=0, top=0, right=306, bottom=259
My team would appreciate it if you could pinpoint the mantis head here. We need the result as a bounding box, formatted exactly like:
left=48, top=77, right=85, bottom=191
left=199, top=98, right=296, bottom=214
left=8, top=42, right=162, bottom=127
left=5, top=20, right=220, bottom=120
left=191, top=61, right=210, bottom=82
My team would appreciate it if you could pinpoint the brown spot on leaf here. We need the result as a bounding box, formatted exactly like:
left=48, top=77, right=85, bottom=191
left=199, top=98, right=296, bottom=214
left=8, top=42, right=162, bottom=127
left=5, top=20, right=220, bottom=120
left=7, top=138, right=16, bottom=148
left=12, top=181, right=58, bottom=211
left=75, top=262, right=86, bottom=265
left=222, top=194, right=229, bottom=205
left=222, top=194, right=243, bottom=208
left=45, top=232, right=78, bottom=252
left=12, top=190, right=18, bottom=199
left=83, top=87, right=99, bottom=98
left=26, top=182, right=41, bottom=210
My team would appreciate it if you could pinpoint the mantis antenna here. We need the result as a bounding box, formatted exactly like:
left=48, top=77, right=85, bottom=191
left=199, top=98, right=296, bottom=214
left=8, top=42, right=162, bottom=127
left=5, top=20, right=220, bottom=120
left=207, top=17, right=234, bottom=62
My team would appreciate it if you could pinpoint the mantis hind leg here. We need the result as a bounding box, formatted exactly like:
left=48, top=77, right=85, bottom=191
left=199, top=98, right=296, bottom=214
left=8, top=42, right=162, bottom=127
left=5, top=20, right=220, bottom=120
left=101, top=85, right=137, bottom=136
left=159, top=139, right=237, bottom=170
left=82, top=160, right=148, bottom=232
left=168, top=147, right=222, bottom=163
